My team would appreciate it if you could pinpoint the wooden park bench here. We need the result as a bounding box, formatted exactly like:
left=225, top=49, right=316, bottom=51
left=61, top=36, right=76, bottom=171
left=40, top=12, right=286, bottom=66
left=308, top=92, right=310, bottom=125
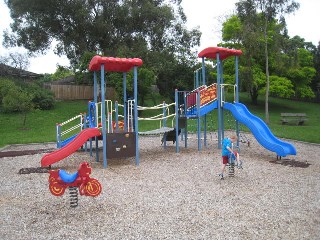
left=280, top=113, right=308, bottom=125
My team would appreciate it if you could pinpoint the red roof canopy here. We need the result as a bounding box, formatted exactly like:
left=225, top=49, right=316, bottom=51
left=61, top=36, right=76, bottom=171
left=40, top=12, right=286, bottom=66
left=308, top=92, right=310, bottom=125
left=88, top=56, right=143, bottom=72
left=198, top=47, right=242, bottom=60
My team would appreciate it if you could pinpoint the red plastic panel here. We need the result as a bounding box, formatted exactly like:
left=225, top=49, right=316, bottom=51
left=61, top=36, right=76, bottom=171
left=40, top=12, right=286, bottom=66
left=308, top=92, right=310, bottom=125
left=198, top=47, right=242, bottom=60
left=88, top=55, right=143, bottom=72
left=186, top=85, right=206, bottom=108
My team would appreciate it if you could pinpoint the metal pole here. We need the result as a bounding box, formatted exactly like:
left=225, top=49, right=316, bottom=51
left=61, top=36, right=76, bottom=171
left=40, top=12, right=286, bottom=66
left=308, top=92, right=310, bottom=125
left=56, top=124, right=61, bottom=148
left=175, top=89, right=179, bottom=153
left=115, top=101, right=119, bottom=131
left=217, top=52, right=222, bottom=148
left=163, top=101, right=167, bottom=149
left=235, top=56, right=239, bottom=103
left=235, top=56, right=240, bottom=147
left=101, top=64, right=107, bottom=168
left=94, top=71, right=98, bottom=103
left=123, top=72, right=127, bottom=131
left=220, top=59, right=225, bottom=142
left=133, top=66, right=139, bottom=165
left=183, top=91, right=188, bottom=148
left=197, top=91, right=201, bottom=151
left=93, top=71, right=99, bottom=162
left=202, top=57, right=206, bottom=85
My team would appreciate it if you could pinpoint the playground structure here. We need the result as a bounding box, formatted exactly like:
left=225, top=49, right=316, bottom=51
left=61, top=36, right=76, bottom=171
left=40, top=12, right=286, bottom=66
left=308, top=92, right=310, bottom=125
left=40, top=46, right=296, bottom=169
left=42, top=56, right=177, bottom=168
left=174, top=47, right=296, bottom=158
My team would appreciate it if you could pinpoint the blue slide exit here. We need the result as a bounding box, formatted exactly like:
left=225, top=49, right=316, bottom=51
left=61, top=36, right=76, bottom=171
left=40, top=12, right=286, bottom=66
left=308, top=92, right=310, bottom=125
left=224, top=102, right=296, bottom=157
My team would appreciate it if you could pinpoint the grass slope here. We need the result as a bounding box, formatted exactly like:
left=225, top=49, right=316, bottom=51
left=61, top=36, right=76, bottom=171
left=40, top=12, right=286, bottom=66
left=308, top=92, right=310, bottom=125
left=0, top=95, right=319, bottom=148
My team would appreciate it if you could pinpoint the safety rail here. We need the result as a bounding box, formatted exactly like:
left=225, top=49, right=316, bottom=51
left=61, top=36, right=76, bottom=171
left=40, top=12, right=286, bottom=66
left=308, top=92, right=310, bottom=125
left=127, top=100, right=176, bottom=133
left=95, top=100, right=113, bottom=129
left=56, top=114, right=84, bottom=148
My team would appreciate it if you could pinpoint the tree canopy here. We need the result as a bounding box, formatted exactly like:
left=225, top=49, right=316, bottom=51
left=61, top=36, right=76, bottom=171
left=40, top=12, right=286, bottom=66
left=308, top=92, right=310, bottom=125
left=4, top=0, right=201, bottom=97
left=3, top=0, right=319, bottom=105
left=3, top=0, right=200, bottom=65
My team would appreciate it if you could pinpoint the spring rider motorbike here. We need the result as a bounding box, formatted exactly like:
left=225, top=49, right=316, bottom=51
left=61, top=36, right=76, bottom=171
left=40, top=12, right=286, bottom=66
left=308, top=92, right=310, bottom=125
left=48, top=162, right=102, bottom=207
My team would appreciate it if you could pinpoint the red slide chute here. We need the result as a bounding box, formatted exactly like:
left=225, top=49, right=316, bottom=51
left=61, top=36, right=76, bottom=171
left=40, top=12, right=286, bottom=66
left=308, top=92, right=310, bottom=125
left=41, top=128, right=101, bottom=167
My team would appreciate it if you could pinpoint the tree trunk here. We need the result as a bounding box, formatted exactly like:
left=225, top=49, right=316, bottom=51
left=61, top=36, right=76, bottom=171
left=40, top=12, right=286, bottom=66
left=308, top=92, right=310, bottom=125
left=22, top=112, right=27, bottom=127
left=250, top=88, right=259, bottom=105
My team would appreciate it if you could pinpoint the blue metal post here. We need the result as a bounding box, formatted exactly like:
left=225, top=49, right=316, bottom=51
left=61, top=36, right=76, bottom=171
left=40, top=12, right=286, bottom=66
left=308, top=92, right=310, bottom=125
left=202, top=57, right=206, bottom=85
left=162, top=101, right=167, bottom=149
left=235, top=56, right=240, bottom=147
left=183, top=91, right=188, bottom=148
left=83, top=112, right=87, bottom=152
left=56, top=124, right=61, bottom=148
left=133, top=66, right=139, bottom=165
left=101, top=64, right=107, bottom=168
left=94, top=71, right=98, bottom=103
left=235, top=56, right=239, bottom=103
left=123, top=72, right=127, bottom=132
left=175, top=90, right=179, bottom=153
left=195, top=70, right=199, bottom=88
left=204, top=114, right=207, bottom=148
left=93, top=71, right=99, bottom=162
left=202, top=57, right=207, bottom=148
left=197, top=91, right=201, bottom=151
left=220, top=58, right=225, bottom=142
left=217, top=53, right=222, bottom=149
left=115, top=101, right=119, bottom=131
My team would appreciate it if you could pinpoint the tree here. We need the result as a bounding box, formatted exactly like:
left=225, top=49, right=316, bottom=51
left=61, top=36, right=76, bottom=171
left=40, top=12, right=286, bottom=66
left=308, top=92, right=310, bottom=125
left=221, top=13, right=283, bottom=104
left=4, top=0, right=201, bottom=97
left=265, top=76, right=294, bottom=98
left=3, top=0, right=200, bottom=67
left=235, top=0, right=299, bottom=123
left=137, top=68, right=156, bottom=106
left=107, top=67, right=156, bottom=106
left=313, top=42, right=320, bottom=100
left=0, top=79, right=16, bottom=104
left=0, top=51, right=30, bottom=70
left=2, top=85, right=34, bottom=128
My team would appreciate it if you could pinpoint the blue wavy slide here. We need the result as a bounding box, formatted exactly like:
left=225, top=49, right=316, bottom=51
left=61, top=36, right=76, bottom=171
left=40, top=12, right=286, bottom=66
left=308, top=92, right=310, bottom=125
left=224, top=102, right=296, bottom=157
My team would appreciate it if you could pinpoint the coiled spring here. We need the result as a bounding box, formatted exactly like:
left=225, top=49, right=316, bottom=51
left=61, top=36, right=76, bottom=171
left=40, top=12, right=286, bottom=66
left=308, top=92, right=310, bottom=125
left=228, top=163, right=235, bottom=177
left=69, top=187, right=79, bottom=208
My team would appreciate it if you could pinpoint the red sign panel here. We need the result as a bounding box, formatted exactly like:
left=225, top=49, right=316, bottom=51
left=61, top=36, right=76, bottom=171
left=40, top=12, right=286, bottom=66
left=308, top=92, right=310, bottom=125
left=186, top=84, right=217, bottom=109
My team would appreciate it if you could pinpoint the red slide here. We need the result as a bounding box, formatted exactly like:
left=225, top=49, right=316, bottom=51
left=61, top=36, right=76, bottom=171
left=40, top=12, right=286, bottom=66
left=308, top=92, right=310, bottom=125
left=41, top=128, right=101, bottom=167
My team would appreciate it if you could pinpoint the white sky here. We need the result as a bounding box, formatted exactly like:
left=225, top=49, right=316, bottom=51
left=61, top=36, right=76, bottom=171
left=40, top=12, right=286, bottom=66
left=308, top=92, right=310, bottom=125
left=0, top=0, right=319, bottom=74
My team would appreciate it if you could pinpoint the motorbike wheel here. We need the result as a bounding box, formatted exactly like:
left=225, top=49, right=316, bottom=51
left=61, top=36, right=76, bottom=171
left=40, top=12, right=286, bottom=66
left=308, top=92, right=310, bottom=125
left=82, top=179, right=102, bottom=197
left=49, top=182, right=65, bottom=196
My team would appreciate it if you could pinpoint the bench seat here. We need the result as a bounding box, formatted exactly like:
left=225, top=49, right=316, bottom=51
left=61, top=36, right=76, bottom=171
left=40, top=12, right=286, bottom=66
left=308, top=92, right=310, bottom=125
left=281, top=113, right=308, bottom=125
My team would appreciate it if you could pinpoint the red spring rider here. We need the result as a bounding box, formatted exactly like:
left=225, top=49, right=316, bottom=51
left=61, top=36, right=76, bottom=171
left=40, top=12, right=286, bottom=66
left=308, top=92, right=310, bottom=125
left=48, top=162, right=102, bottom=197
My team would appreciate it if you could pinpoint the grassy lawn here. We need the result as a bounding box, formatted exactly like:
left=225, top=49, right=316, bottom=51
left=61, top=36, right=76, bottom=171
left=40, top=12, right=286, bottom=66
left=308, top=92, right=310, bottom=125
left=0, top=100, right=88, bottom=148
left=0, top=95, right=319, bottom=148
left=239, top=93, right=320, bottom=144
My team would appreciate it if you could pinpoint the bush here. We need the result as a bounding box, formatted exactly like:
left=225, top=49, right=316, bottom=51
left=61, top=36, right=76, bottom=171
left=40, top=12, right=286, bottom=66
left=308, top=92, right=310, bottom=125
left=2, top=87, right=33, bottom=113
left=27, top=83, right=55, bottom=110
left=0, top=78, right=55, bottom=111
left=0, top=78, right=16, bottom=104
